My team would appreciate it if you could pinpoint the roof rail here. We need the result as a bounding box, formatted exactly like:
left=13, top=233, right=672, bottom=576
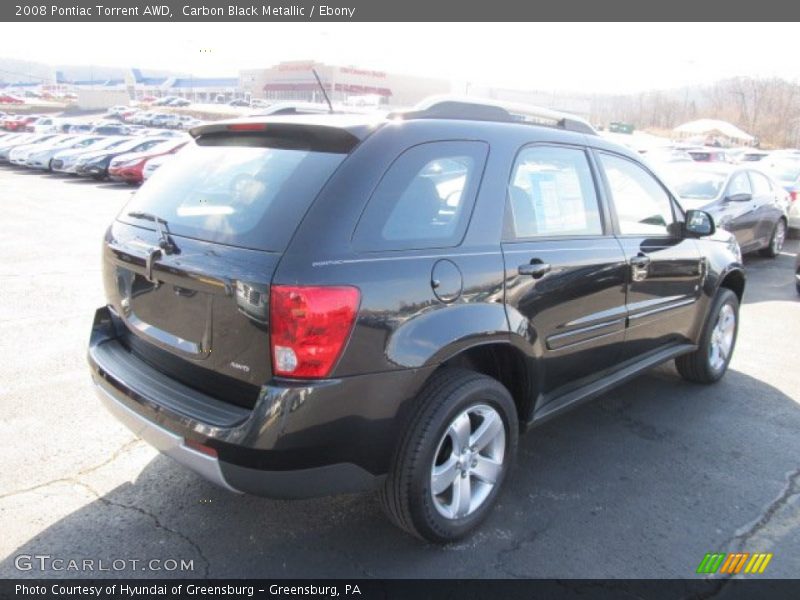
left=389, top=95, right=597, bottom=135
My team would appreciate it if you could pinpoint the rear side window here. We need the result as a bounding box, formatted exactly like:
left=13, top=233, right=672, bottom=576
left=119, top=140, right=347, bottom=252
left=353, top=141, right=488, bottom=251
left=507, top=145, right=602, bottom=239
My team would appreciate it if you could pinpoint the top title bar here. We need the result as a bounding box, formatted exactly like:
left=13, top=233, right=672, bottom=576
left=3, top=0, right=800, bottom=21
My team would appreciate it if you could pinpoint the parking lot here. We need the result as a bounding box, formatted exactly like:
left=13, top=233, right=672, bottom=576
left=0, top=164, right=798, bottom=579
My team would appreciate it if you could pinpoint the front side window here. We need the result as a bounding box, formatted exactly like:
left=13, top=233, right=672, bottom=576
left=748, top=171, right=772, bottom=195
left=600, top=153, right=675, bottom=236
left=353, top=141, right=487, bottom=251
left=506, top=145, right=603, bottom=239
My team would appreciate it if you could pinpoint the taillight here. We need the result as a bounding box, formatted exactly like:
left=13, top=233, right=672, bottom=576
left=270, top=285, right=360, bottom=379
left=790, top=191, right=798, bottom=203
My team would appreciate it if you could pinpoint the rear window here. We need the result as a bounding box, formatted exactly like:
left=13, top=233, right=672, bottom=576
left=119, top=140, right=346, bottom=252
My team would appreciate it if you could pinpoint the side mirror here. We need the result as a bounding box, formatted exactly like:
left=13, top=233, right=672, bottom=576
left=726, top=192, right=752, bottom=203
left=685, top=210, right=716, bottom=237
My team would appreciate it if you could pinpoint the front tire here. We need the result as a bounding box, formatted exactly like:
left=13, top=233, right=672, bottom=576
left=759, top=219, right=786, bottom=258
left=380, top=368, right=518, bottom=543
left=676, top=288, right=739, bottom=384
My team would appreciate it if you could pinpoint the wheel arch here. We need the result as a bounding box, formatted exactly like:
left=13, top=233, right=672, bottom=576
left=433, top=340, right=535, bottom=426
left=717, top=267, right=745, bottom=303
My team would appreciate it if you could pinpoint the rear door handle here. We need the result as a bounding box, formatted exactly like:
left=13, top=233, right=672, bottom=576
left=518, top=262, right=552, bottom=279
left=629, top=254, right=651, bottom=268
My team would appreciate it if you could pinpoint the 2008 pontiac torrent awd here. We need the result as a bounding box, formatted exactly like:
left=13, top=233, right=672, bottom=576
left=89, top=97, right=745, bottom=542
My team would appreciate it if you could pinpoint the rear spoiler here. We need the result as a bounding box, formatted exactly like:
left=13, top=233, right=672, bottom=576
left=189, top=121, right=367, bottom=154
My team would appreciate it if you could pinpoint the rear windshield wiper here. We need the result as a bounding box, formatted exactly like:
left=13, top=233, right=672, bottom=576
left=127, top=211, right=177, bottom=254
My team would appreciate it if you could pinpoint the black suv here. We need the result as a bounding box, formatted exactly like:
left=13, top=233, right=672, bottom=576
left=88, top=98, right=745, bottom=542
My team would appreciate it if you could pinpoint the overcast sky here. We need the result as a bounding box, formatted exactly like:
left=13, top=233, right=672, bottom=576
left=0, top=22, right=797, bottom=94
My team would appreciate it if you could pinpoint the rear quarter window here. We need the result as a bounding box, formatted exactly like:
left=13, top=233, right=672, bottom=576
left=353, top=141, right=488, bottom=251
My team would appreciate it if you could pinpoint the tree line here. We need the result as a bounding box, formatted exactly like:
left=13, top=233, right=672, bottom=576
left=589, top=77, right=800, bottom=148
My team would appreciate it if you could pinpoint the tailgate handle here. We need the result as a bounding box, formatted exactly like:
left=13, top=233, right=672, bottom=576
left=145, top=247, right=162, bottom=284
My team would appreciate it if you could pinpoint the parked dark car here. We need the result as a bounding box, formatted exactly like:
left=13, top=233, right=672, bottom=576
left=89, top=99, right=746, bottom=542
left=669, top=165, right=788, bottom=257
left=74, top=137, right=167, bottom=180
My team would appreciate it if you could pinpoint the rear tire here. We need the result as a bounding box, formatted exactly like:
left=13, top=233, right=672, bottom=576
left=759, top=219, right=786, bottom=258
left=676, top=288, right=739, bottom=384
left=380, top=368, right=518, bottom=543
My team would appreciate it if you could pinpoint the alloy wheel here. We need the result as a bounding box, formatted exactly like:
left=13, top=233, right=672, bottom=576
left=709, top=303, right=736, bottom=372
left=430, top=404, right=506, bottom=520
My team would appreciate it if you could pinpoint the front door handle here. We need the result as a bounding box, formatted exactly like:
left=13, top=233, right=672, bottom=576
left=518, top=262, right=552, bottom=279
left=630, top=253, right=651, bottom=282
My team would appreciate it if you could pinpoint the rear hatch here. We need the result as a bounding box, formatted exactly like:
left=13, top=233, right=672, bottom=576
left=102, top=122, right=360, bottom=409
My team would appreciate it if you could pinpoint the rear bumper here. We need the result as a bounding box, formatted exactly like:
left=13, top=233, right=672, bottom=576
left=89, top=306, right=431, bottom=498
left=94, top=381, right=240, bottom=493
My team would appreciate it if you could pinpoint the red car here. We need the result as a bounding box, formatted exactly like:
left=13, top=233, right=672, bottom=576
left=0, top=93, right=24, bottom=105
left=108, top=139, right=187, bottom=184
left=4, top=115, right=37, bottom=131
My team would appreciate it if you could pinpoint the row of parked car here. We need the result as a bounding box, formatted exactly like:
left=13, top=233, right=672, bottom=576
left=1, top=111, right=192, bottom=138
left=105, top=105, right=206, bottom=130
left=0, top=129, right=186, bottom=184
